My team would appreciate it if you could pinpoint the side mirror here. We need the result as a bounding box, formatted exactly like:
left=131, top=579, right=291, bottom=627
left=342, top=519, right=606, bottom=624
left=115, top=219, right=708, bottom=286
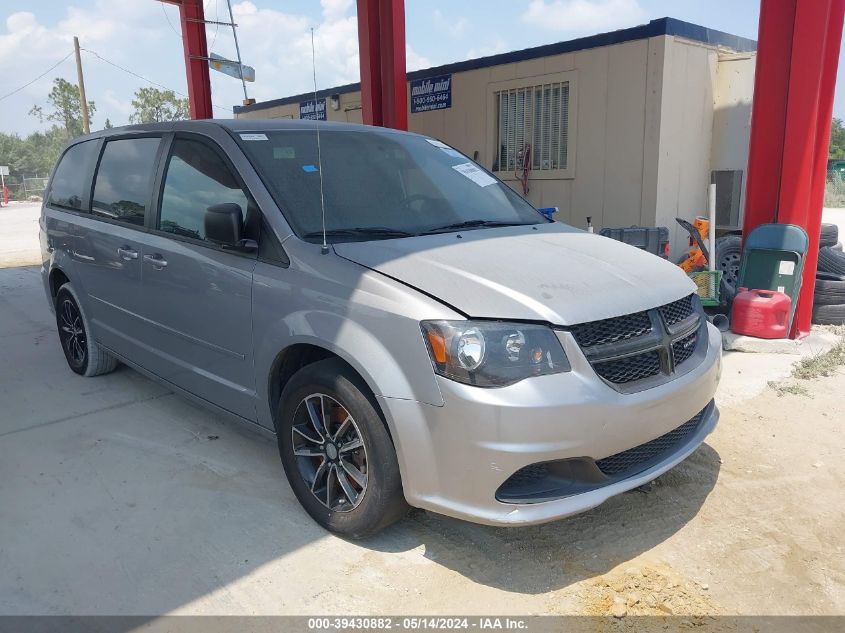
left=205, top=203, right=244, bottom=247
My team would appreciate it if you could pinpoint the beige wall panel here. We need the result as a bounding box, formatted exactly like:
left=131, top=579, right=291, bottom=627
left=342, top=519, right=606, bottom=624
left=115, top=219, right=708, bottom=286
left=570, top=46, right=609, bottom=230
left=653, top=40, right=717, bottom=257
left=640, top=36, right=666, bottom=225
left=603, top=40, right=648, bottom=228
left=444, top=68, right=490, bottom=161
left=543, top=52, right=576, bottom=74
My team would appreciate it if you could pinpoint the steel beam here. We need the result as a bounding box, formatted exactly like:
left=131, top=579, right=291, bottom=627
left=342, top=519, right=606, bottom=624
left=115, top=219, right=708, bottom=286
left=162, top=0, right=213, bottom=120
left=743, top=0, right=845, bottom=337
left=356, top=0, right=407, bottom=130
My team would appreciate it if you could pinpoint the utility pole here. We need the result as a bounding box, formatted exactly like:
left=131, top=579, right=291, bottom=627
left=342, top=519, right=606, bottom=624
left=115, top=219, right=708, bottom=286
left=73, top=36, right=90, bottom=134
left=224, top=0, right=252, bottom=105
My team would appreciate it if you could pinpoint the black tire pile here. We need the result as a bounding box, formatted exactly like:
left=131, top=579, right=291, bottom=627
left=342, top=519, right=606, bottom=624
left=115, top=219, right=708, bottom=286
left=814, top=223, right=845, bottom=325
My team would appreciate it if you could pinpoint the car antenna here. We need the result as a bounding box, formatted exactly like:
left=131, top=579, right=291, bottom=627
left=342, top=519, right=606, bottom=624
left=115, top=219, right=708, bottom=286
left=311, top=28, right=329, bottom=255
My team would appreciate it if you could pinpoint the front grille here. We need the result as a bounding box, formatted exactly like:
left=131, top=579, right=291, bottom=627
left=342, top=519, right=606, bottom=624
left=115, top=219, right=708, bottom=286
left=569, top=311, right=652, bottom=348
left=659, top=294, right=695, bottom=327
left=596, top=407, right=707, bottom=476
left=593, top=350, right=661, bottom=384
left=568, top=293, right=702, bottom=391
left=672, top=331, right=698, bottom=367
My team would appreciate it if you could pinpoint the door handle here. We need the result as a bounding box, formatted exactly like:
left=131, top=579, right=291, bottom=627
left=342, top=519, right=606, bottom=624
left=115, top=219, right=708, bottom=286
left=143, top=253, right=168, bottom=268
left=117, top=246, right=138, bottom=260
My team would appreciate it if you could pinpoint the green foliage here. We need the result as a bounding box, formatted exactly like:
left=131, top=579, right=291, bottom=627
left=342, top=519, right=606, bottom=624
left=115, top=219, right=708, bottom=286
left=29, top=77, right=95, bottom=137
left=830, top=118, right=845, bottom=160
left=129, top=87, right=189, bottom=123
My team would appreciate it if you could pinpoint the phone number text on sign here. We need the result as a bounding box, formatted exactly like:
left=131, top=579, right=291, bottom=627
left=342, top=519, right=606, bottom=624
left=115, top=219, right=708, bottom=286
left=410, top=74, right=452, bottom=113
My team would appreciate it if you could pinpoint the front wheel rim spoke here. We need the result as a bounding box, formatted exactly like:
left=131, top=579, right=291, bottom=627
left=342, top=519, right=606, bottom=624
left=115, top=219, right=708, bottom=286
left=293, top=425, right=322, bottom=445
left=336, top=467, right=359, bottom=506
left=326, top=464, right=337, bottom=507
left=311, top=459, right=328, bottom=493
left=294, top=445, right=323, bottom=457
left=339, top=438, right=363, bottom=454
left=340, top=458, right=367, bottom=488
left=332, top=415, right=351, bottom=442
left=305, top=397, right=327, bottom=440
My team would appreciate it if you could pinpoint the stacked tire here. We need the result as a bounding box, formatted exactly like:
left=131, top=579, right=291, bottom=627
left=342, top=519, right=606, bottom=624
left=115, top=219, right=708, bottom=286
left=814, top=223, right=845, bottom=325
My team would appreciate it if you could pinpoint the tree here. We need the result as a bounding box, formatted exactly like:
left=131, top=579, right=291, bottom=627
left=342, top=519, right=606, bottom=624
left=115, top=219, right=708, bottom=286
left=830, top=118, right=845, bottom=160
left=103, top=118, right=114, bottom=129
left=129, top=87, right=189, bottom=123
left=29, top=77, right=95, bottom=138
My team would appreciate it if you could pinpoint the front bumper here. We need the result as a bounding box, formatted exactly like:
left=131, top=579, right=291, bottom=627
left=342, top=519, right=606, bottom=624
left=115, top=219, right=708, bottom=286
left=378, top=322, right=722, bottom=526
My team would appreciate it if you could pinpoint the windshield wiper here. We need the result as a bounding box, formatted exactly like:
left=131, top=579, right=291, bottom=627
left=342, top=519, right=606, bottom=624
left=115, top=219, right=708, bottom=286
left=419, top=219, right=532, bottom=235
left=302, top=227, right=416, bottom=241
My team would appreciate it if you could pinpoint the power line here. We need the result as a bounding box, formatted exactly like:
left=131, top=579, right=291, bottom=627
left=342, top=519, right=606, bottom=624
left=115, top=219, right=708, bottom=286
left=80, top=47, right=233, bottom=113
left=0, top=52, right=73, bottom=102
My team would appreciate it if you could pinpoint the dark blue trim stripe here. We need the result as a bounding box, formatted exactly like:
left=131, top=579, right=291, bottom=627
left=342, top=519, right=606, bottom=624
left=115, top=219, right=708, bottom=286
left=234, top=17, right=757, bottom=114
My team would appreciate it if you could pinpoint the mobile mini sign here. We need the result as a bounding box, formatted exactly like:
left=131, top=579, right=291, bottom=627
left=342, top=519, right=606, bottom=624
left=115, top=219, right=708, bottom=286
left=410, top=74, right=452, bottom=113
left=299, top=99, right=327, bottom=121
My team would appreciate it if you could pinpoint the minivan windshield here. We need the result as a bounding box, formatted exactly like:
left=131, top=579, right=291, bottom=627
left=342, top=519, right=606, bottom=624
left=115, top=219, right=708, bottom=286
left=236, top=129, right=546, bottom=242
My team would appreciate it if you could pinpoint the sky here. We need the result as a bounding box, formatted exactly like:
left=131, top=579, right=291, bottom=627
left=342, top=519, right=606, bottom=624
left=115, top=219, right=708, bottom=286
left=1, top=0, right=843, bottom=136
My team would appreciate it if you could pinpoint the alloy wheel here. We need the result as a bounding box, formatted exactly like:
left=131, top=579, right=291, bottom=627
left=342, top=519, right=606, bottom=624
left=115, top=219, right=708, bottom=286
left=59, top=297, right=87, bottom=367
left=291, top=393, right=368, bottom=512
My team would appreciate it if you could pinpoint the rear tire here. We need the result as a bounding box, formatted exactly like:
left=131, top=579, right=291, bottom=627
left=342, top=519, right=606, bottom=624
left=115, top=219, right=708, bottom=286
left=812, top=303, right=845, bottom=325
left=55, top=284, right=118, bottom=377
left=818, top=246, right=845, bottom=275
left=275, top=358, right=409, bottom=538
left=814, top=271, right=845, bottom=306
left=820, top=223, right=839, bottom=248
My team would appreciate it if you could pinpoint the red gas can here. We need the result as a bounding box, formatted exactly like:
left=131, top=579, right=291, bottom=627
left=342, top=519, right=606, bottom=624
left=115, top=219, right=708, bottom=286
left=730, top=288, right=792, bottom=339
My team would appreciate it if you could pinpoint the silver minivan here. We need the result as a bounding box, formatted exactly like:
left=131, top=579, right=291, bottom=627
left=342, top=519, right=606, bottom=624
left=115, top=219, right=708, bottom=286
left=40, top=120, right=721, bottom=537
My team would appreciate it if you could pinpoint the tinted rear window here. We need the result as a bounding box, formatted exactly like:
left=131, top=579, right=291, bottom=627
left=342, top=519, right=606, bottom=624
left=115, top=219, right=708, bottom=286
left=48, top=140, right=99, bottom=211
left=92, top=137, right=160, bottom=226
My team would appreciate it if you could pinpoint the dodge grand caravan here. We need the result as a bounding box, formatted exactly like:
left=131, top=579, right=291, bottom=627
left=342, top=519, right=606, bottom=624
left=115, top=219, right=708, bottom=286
left=40, top=120, right=721, bottom=537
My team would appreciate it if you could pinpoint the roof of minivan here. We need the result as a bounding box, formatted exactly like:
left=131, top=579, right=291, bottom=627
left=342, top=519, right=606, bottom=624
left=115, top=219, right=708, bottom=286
left=91, top=119, right=396, bottom=138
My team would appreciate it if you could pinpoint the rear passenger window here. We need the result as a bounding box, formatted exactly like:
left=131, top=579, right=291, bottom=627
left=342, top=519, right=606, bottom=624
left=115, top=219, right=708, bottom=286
left=48, top=140, right=99, bottom=210
left=92, top=137, right=160, bottom=226
left=158, top=139, right=250, bottom=242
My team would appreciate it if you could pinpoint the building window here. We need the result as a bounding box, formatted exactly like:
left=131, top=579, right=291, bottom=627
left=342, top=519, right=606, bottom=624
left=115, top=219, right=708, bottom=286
left=494, top=82, right=569, bottom=172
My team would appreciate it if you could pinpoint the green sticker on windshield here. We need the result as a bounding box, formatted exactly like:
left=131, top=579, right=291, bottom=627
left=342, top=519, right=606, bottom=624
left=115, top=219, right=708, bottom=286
left=273, top=146, right=296, bottom=159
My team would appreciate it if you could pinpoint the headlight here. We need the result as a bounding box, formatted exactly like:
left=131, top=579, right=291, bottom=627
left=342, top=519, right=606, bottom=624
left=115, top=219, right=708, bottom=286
left=421, top=320, right=570, bottom=387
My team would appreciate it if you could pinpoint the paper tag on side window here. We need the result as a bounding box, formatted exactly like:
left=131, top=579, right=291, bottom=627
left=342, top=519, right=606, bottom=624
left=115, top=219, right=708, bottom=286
left=240, top=133, right=268, bottom=141
left=452, top=162, right=496, bottom=187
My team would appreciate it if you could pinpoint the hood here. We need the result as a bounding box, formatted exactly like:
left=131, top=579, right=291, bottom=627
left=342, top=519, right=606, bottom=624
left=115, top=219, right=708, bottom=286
left=334, top=223, right=695, bottom=326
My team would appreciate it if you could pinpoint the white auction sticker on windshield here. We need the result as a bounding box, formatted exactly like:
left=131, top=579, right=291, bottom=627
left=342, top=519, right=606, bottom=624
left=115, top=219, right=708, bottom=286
left=452, top=162, right=496, bottom=187
left=240, top=133, right=268, bottom=141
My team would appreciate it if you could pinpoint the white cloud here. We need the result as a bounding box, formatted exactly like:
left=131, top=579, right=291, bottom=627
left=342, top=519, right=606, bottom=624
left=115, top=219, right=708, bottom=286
left=406, top=45, right=431, bottom=72
left=433, top=8, right=468, bottom=38
left=522, top=0, right=646, bottom=33
left=467, top=37, right=509, bottom=60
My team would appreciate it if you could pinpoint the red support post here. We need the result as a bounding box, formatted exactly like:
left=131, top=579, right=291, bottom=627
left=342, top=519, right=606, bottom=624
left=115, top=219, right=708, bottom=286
left=162, top=0, right=213, bottom=120
left=742, top=0, right=845, bottom=338
left=356, top=0, right=407, bottom=130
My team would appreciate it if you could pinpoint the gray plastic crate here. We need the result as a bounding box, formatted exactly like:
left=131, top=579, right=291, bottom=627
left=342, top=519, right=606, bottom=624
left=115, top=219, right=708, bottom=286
left=599, top=226, right=670, bottom=258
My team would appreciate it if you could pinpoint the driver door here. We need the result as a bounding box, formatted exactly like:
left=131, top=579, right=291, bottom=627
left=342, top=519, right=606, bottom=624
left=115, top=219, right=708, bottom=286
left=130, top=134, right=259, bottom=420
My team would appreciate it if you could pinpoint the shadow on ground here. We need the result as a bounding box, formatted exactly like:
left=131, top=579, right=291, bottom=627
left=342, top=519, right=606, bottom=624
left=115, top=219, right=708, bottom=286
left=367, top=444, right=721, bottom=594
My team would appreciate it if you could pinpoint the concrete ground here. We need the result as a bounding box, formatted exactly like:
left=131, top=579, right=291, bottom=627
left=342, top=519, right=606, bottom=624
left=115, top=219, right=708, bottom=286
left=1, top=265, right=843, bottom=617
left=0, top=201, right=41, bottom=268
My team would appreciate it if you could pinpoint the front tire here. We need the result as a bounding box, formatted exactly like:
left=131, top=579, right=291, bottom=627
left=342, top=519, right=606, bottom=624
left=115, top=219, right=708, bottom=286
left=275, top=358, right=408, bottom=538
left=55, top=283, right=118, bottom=377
